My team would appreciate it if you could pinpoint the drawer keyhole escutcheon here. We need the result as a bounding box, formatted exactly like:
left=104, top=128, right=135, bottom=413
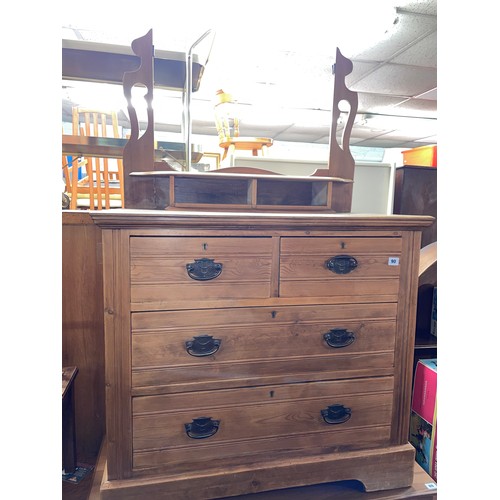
left=185, top=335, right=221, bottom=357
left=186, top=258, right=223, bottom=281
left=185, top=417, right=220, bottom=439
left=325, top=255, right=358, bottom=274
left=324, top=328, right=355, bottom=348
left=321, top=404, right=352, bottom=424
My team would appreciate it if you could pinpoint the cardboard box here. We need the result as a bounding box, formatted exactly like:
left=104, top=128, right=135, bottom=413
left=430, top=287, right=437, bottom=337
left=402, top=144, right=437, bottom=167
left=409, top=358, right=437, bottom=482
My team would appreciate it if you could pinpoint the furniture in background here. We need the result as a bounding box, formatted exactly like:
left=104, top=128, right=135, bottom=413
left=62, top=366, right=79, bottom=474
left=219, top=137, right=274, bottom=163
left=62, top=212, right=105, bottom=462
left=392, top=164, right=437, bottom=378
left=198, top=152, right=221, bottom=170
left=213, top=89, right=274, bottom=164
left=392, top=165, right=437, bottom=248
left=62, top=154, right=87, bottom=208
left=91, top=210, right=433, bottom=499
left=414, top=241, right=437, bottom=375
left=64, top=107, right=125, bottom=209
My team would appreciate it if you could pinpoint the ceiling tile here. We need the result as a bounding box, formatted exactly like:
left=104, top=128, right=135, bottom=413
left=397, top=0, right=437, bottom=16
left=390, top=32, right=437, bottom=67
left=351, top=63, right=437, bottom=97
left=391, top=97, right=437, bottom=117
left=357, top=92, right=413, bottom=113
left=352, top=10, right=437, bottom=61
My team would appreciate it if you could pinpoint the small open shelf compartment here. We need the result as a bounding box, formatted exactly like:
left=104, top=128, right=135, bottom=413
left=131, top=170, right=349, bottom=211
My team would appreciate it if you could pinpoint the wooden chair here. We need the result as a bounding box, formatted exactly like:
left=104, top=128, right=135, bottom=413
left=218, top=137, right=273, bottom=163
left=65, top=107, right=125, bottom=209
left=214, top=90, right=273, bottom=165
left=62, top=155, right=87, bottom=209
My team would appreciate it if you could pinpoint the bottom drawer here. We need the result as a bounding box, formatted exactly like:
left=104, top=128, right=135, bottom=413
left=132, top=377, right=394, bottom=474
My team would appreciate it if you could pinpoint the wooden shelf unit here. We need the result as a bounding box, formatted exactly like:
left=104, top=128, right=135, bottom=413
left=130, top=170, right=352, bottom=212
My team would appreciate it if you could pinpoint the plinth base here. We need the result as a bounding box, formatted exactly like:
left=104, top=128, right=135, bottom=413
left=99, top=444, right=416, bottom=500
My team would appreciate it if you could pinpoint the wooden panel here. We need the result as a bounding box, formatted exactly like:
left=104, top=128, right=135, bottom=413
left=281, top=255, right=401, bottom=279
left=132, top=353, right=395, bottom=394
left=62, top=211, right=105, bottom=461
left=133, top=425, right=392, bottom=473
left=280, top=235, right=402, bottom=299
left=132, top=256, right=271, bottom=282
left=132, top=320, right=396, bottom=368
left=391, top=231, right=421, bottom=444
left=102, top=229, right=134, bottom=480
left=131, top=305, right=396, bottom=391
left=133, top=392, right=393, bottom=450
left=131, top=303, right=397, bottom=392
left=132, top=281, right=271, bottom=304
left=280, top=278, right=400, bottom=299
left=280, top=236, right=403, bottom=255
left=100, top=445, right=416, bottom=499
left=130, top=235, right=274, bottom=256
left=132, top=379, right=394, bottom=469
left=132, top=303, right=397, bottom=330
left=134, top=377, right=394, bottom=413
left=130, top=236, right=273, bottom=304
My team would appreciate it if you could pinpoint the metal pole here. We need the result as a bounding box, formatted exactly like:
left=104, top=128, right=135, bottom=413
left=184, top=29, right=214, bottom=171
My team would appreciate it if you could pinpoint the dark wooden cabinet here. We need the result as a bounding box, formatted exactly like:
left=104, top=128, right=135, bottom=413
left=393, top=166, right=436, bottom=248
left=392, top=166, right=437, bottom=376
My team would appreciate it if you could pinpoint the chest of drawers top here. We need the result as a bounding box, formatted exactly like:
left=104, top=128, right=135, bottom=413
left=91, top=209, right=433, bottom=231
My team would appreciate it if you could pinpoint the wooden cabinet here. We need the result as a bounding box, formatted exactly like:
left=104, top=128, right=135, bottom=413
left=392, top=165, right=437, bottom=248
left=392, top=166, right=437, bottom=368
left=91, top=210, right=433, bottom=500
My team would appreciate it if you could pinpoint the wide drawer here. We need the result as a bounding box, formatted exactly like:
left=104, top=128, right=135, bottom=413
left=132, top=377, right=394, bottom=473
left=280, top=236, right=402, bottom=298
left=131, top=303, right=397, bottom=394
left=130, top=236, right=273, bottom=305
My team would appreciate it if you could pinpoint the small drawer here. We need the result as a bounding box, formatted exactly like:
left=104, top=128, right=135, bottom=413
left=130, top=236, right=273, bottom=306
left=131, top=303, right=397, bottom=394
left=280, top=236, right=402, bottom=299
left=132, top=377, right=394, bottom=473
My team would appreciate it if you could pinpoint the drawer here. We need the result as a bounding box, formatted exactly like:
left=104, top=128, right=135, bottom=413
left=280, top=236, right=402, bottom=299
left=130, top=236, right=273, bottom=305
left=131, top=303, right=397, bottom=394
left=132, top=377, right=394, bottom=473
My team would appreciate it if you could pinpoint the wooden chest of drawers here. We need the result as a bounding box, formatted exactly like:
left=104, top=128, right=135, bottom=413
left=91, top=210, right=433, bottom=499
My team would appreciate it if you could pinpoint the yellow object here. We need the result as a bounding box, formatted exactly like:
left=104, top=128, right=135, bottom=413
left=214, top=89, right=273, bottom=164
left=214, top=89, right=240, bottom=142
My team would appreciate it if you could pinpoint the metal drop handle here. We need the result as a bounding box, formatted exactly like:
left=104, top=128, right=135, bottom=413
left=185, top=417, right=220, bottom=439
left=185, top=335, right=221, bottom=357
left=186, top=258, right=223, bottom=281
left=325, top=255, right=358, bottom=274
left=321, top=404, right=352, bottom=424
left=324, top=328, right=355, bottom=348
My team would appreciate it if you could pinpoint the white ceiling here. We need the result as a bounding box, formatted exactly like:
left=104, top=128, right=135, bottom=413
left=62, top=0, right=437, bottom=150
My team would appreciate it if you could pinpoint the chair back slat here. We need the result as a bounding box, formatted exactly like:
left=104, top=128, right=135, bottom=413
left=63, top=107, right=125, bottom=210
